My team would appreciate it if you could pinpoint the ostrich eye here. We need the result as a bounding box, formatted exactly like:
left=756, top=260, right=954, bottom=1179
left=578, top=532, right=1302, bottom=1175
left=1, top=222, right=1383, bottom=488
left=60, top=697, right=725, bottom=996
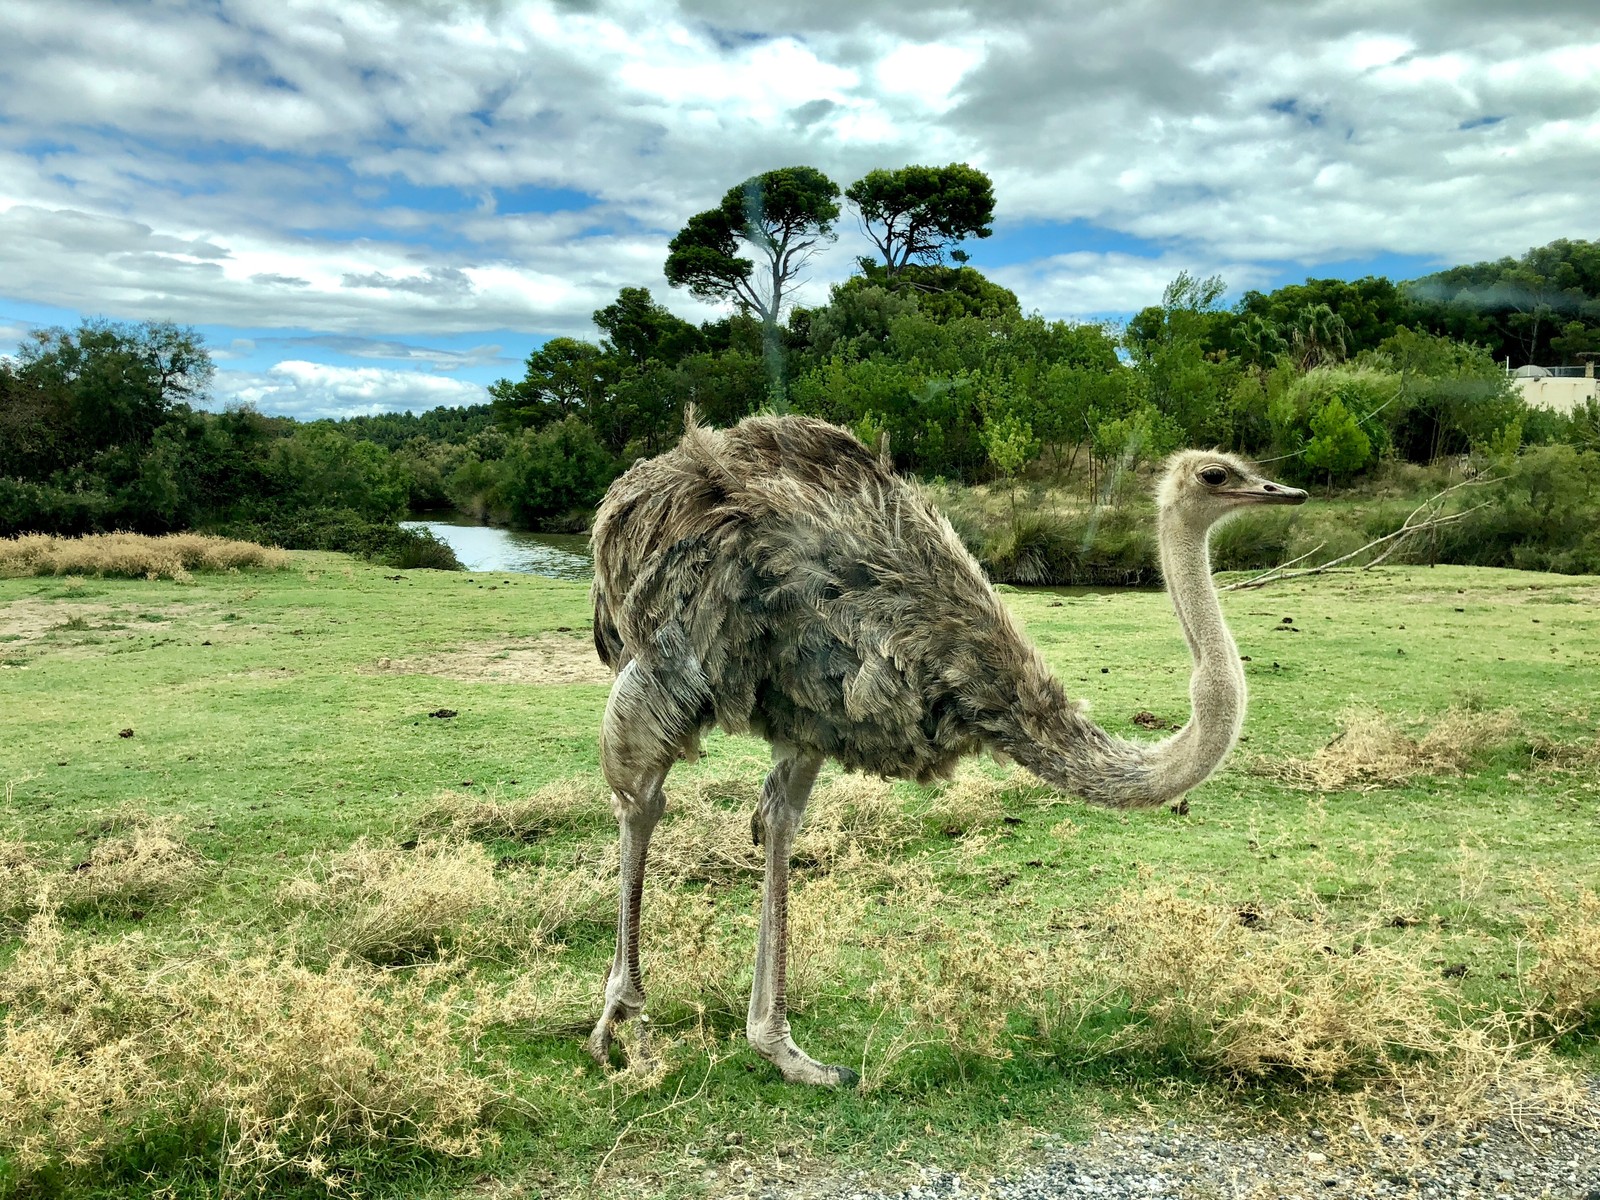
left=1199, top=466, right=1229, bottom=486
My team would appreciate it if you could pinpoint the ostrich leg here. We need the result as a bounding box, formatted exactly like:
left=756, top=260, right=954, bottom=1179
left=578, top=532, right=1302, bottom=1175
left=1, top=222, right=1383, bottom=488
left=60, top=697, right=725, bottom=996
left=587, top=664, right=679, bottom=1068
left=747, top=749, right=859, bottom=1086
left=586, top=766, right=667, bottom=1067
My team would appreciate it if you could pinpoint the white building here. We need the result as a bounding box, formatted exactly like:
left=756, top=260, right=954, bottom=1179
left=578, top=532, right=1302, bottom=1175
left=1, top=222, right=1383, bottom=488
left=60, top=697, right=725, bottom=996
left=1511, top=361, right=1598, bottom=414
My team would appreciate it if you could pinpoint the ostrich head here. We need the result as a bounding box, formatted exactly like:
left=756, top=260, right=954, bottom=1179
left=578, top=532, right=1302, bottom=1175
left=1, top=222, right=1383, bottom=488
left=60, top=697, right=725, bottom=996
left=1156, top=450, right=1307, bottom=530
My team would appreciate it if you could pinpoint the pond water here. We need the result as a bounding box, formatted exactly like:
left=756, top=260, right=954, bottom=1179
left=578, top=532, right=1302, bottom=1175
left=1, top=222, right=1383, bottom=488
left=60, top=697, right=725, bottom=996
left=401, top=517, right=593, bottom=580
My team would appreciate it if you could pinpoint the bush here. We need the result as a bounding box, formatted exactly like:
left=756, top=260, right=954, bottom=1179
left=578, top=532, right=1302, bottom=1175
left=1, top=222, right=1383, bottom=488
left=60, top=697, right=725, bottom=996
left=1428, top=445, right=1600, bottom=574
left=1208, top=508, right=1295, bottom=573
left=216, top=509, right=462, bottom=570
left=0, top=532, right=290, bottom=580
left=982, top=508, right=1158, bottom=587
left=0, top=477, right=112, bottom=538
left=383, top=525, right=463, bottom=570
left=0, top=911, right=501, bottom=1191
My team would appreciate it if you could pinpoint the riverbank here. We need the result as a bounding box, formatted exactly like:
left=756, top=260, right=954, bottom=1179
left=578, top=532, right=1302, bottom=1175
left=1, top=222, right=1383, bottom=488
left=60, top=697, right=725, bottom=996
left=400, top=514, right=591, bottom=577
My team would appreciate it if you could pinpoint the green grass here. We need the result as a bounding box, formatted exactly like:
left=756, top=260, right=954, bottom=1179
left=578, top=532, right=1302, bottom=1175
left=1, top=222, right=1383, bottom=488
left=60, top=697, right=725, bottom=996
left=1, top=554, right=1598, bottom=1197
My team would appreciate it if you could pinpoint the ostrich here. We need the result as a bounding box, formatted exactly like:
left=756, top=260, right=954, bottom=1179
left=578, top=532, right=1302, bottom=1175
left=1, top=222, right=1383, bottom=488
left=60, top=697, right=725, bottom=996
left=585, top=414, right=1306, bottom=1086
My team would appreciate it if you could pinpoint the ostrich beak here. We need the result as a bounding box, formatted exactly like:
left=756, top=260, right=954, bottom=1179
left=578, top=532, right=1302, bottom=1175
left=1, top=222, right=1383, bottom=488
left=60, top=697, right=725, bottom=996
left=1230, top=478, right=1308, bottom=505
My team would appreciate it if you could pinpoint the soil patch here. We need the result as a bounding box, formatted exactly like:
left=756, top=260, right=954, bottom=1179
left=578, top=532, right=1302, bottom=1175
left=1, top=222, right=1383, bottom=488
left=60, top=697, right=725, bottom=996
left=0, top=599, right=208, bottom=658
left=369, top=636, right=611, bottom=686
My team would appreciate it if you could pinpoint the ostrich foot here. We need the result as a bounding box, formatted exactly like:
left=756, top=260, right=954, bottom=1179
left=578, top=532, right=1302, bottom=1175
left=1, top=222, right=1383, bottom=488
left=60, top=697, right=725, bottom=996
left=586, top=1005, right=655, bottom=1070
left=748, top=1024, right=859, bottom=1087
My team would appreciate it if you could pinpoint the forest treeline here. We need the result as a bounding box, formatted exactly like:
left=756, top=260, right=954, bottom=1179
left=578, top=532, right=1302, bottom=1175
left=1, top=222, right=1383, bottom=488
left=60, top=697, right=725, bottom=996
left=0, top=323, right=462, bottom=568
left=3, top=161, right=1599, bottom=574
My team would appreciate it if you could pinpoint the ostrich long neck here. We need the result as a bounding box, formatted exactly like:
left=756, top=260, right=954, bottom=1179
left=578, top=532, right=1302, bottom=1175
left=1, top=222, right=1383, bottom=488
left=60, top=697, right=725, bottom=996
left=1001, top=506, right=1246, bottom=808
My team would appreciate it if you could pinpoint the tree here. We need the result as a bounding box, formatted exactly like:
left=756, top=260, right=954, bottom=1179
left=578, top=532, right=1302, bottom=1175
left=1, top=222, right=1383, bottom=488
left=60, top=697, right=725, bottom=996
left=1287, top=303, right=1351, bottom=371
left=845, top=163, right=995, bottom=277
left=1236, top=276, right=1414, bottom=360
left=1374, top=328, right=1522, bottom=460
left=1406, top=238, right=1600, bottom=365
left=1091, top=404, right=1183, bottom=495
left=834, top=262, right=1021, bottom=324
left=1232, top=312, right=1288, bottom=367
left=13, top=319, right=213, bottom=460
left=795, top=283, right=920, bottom=362
left=661, top=350, right=768, bottom=430
left=496, top=417, right=620, bottom=526
left=592, top=286, right=703, bottom=368
left=265, top=425, right=409, bottom=522
left=665, top=166, right=841, bottom=394
left=980, top=411, right=1037, bottom=523
left=330, top=403, right=493, bottom=450
left=1125, top=273, right=1239, bottom=446
left=1124, top=271, right=1230, bottom=360
left=488, top=338, right=613, bottom=431
left=1302, top=395, right=1372, bottom=490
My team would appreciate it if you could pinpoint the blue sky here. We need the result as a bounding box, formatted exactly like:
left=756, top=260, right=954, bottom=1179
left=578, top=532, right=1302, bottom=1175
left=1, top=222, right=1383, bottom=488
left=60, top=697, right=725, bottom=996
left=2, top=1, right=1596, bottom=418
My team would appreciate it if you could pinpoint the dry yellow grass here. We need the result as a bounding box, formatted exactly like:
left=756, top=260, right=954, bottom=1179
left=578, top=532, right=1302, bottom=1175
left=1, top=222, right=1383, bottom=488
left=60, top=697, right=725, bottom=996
left=856, top=873, right=1447, bottom=1091
left=279, top=838, right=502, bottom=964
left=0, top=834, right=43, bottom=928
left=5, top=759, right=1594, bottom=1191
left=506, top=855, right=615, bottom=945
left=1059, top=885, right=1450, bottom=1084
left=415, top=777, right=609, bottom=842
left=1, top=818, right=206, bottom=924
left=0, top=532, right=291, bottom=581
left=863, top=900, right=1044, bottom=1090
left=1524, top=879, right=1600, bottom=1035
left=279, top=835, right=615, bottom=967
left=0, top=908, right=502, bottom=1191
left=1266, top=706, right=1525, bottom=791
left=57, top=818, right=208, bottom=920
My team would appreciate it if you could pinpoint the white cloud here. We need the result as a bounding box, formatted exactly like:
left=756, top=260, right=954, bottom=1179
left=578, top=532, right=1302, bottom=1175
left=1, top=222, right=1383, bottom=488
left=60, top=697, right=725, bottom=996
left=211, top=361, right=488, bottom=420
left=0, top=321, right=35, bottom=361
left=872, top=41, right=982, bottom=111
left=989, top=252, right=1274, bottom=321
left=0, top=0, right=1594, bottom=352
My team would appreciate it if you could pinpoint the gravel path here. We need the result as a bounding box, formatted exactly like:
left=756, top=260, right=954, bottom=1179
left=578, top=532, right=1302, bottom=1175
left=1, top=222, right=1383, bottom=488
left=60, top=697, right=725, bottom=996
left=721, top=1084, right=1600, bottom=1200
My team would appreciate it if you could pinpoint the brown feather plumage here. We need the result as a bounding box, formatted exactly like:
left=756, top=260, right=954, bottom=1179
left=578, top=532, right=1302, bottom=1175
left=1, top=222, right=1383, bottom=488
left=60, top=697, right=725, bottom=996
left=590, top=413, right=1100, bottom=784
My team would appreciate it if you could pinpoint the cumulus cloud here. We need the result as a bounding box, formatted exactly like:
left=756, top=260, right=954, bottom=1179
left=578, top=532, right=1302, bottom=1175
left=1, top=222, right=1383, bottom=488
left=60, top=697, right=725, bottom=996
left=990, top=252, right=1275, bottom=323
left=210, top=361, right=489, bottom=420
left=340, top=266, right=476, bottom=297
left=0, top=0, right=1595, bottom=394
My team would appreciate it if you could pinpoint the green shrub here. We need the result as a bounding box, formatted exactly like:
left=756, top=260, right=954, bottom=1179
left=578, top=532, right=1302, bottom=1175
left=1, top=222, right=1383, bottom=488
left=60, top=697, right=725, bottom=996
left=216, top=509, right=462, bottom=571
left=0, top=477, right=112, bottom=538
left=1209, top=509, right=1295, bottom=573
left=383, top=526, right=463, bottom=571
left=1427, top=445, right=1600, bottom=574
left=983, top=508, right=1157, bottom=587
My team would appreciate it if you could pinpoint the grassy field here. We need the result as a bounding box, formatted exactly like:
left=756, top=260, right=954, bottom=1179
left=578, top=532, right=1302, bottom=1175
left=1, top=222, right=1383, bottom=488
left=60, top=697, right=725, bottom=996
left=1, top=551, right=1598, bottom=1198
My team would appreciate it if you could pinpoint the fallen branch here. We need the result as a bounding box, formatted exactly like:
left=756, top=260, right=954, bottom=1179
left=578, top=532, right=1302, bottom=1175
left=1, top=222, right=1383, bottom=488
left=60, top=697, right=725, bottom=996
left=1220, top=475, right=1502, bottom=592
left=1225, top=541, right=1325, bottom=592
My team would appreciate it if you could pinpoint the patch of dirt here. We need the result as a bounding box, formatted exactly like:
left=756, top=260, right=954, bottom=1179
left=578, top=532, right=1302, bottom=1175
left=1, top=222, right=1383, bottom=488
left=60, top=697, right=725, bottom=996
left=0, top=599, right=207, bottom=656
left=0, top=600, right=115, bottom=646
left=368, top=636, right=611, bottom=685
